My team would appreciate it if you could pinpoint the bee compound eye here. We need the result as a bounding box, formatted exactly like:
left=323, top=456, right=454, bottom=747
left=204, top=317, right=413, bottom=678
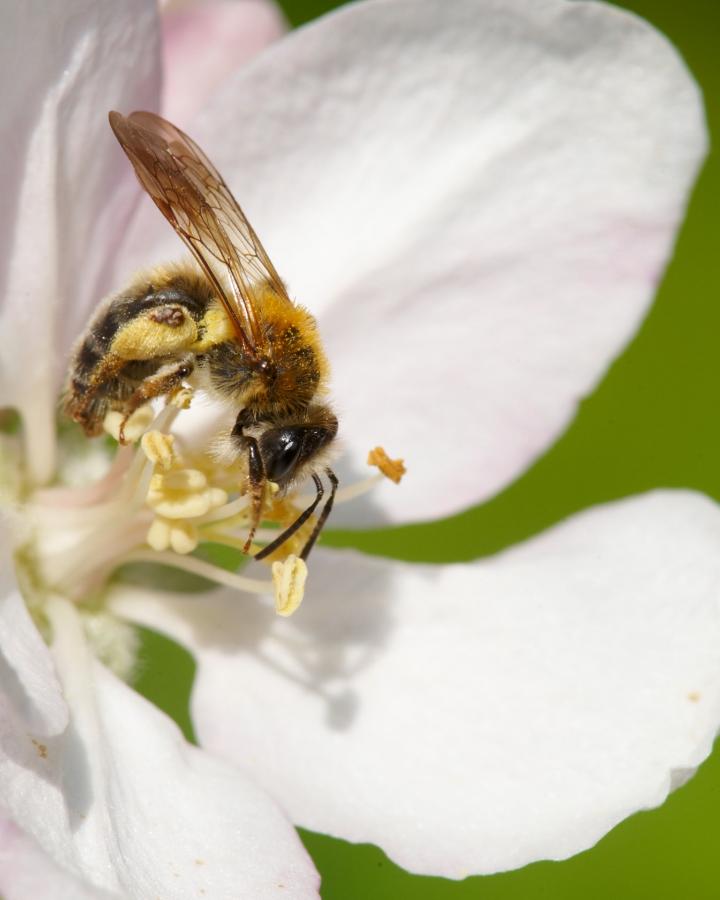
left=264, top=429, right=303, bottom=482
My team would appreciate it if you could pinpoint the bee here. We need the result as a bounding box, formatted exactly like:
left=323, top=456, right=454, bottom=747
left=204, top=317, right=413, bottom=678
left=65, top=111, right=338, bottom=561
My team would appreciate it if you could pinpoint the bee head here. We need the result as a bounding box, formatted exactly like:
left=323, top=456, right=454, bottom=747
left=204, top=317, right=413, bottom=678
left=258, top=406, right=338, bottom=489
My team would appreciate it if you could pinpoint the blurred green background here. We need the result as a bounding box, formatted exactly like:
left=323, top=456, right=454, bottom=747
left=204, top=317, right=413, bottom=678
left=137, top=0, right=720, bottom=896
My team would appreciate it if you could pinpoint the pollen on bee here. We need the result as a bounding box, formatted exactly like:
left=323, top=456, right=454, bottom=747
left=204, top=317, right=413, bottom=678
left=367, top=446, right=406, bottom=484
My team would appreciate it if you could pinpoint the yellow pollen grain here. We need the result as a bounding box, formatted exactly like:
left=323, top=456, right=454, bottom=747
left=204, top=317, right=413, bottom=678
left=367, top=446, right=407, bottom=484
left=272, top=555, right=307, bottom=617
left=31, top=738, right=48, bottom=760
left=103, top=405, right=155, bottom=443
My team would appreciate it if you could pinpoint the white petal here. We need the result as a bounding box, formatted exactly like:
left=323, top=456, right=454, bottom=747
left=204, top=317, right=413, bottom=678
left=115, top=0, right=706, bottom=524
left=0, top=811, right=118, bottom=900
left=0, top=589, right=67, bottom=738
left=0, top=598, right=319, bottom=898
left=115, top=491, right=720, bottom=877
left=0, top=520, right=67, bottom=736
left=162, top=0, right=286, bottom=127
left=0, top=1, right=160, bottom=482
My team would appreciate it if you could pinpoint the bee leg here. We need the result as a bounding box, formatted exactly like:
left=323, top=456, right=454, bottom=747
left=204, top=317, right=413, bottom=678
left=117, top=355, right=194, bottom=444
left=254, top=473, right=325, bottom=561
left=230, top=410, right=268, bottom=553
left=66, top=354, right=125, bottom=436
left=242, top=436, right=266, bottom=554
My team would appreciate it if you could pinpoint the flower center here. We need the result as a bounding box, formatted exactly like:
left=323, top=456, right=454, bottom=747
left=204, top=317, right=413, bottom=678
left=9, top=394, right=404, bottom=675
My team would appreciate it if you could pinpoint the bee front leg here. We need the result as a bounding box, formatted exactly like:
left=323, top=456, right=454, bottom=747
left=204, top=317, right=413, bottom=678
left=117, top=355, right=194, bottom=444
left=231, top=410, right=267, bottom=554
left=242, top=436, right=266, bottom=554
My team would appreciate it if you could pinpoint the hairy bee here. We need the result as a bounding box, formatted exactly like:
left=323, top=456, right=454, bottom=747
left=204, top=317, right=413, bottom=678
left=65, top=111, right=338, bottom=561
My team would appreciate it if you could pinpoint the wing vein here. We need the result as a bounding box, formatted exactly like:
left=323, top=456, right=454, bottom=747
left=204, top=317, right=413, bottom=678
left=109, top=110, right=293, bottom=358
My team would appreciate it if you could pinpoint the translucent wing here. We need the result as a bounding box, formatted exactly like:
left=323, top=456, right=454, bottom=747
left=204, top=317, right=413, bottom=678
left=109, top=110, right=290, bottom=356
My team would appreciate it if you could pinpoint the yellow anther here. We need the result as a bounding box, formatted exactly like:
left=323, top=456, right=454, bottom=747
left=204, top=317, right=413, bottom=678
left=141, top=430, right=176, bottom=470
left=147, top=516, right=199, bottom=554
left=272, top=554, right=307, bottom=617
left=145, top=458, right=228, bottom=523
left=103, top=405, right=154, bottom=443
left=207, top=487, right=229, bottom=509
left=169, top=520, right=199, bottom=554
left=367, top=446, right=406, bottom=484
left=161, top=469, right=208, bottom=492
left=147, top=516, right=171, bottom=551
left=148, top=490, right=214, bottom=519
left=148, top=473, right=164, bottom=495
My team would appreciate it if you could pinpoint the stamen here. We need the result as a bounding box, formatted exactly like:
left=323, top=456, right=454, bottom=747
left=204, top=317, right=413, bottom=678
left=120, top=549, right=273, bottom=595
left=330, top=473, right=384, bottom=505
left=194, top=494, right=249, bottom=525
left=141, top=429, right=176, bottom=471
left=104, top=405, right=155, bottom=443
left=367, top=446, right=406, bottom=483
left=147, top=470, right=225, bottom=518
left=272, top=555, right=307, bottom=616
left=121, top=403, right=182, bottom=507
left=29, top=387, right=405, bottom=626
left=294, top=448, right=407, bottom=509
left=147, top=516, right=199, bottom=554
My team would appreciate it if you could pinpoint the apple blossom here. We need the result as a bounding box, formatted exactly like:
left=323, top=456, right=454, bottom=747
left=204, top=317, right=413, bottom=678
left=0, top=1, right=319, bottom=896
left=1, top=0, right=719, bottom=890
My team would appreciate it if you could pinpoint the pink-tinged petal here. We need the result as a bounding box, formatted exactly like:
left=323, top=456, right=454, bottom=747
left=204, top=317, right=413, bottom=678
left=0, top=597, right=320, bottom=898
left=162, top=0, right=286, bottom=127
left=0, top=811, right=118, bottom=900
left=114, top=491, right=720, bottom=877
left=117, top=0, right=706, bottom=525
left=0, top=0, right=160, bottom=483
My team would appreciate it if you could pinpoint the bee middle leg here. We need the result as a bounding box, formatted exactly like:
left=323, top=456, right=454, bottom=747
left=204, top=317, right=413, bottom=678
left=117, top=355, right=194, bottom=444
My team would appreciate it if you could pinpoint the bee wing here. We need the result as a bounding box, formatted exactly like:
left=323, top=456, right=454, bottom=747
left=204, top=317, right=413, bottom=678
left=109, top=110, right=290, bottom=356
